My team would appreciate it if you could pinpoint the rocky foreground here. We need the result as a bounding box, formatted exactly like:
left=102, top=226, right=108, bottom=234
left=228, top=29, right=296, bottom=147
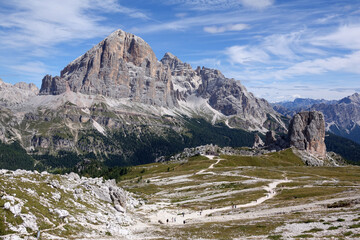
left=0, top=169, right=141, bottom=240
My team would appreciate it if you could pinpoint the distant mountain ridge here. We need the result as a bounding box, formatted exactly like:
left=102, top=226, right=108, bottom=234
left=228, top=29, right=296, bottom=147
left=272, top=94, right=360, bottom=144
left=272, top=98, right=337, bottom=116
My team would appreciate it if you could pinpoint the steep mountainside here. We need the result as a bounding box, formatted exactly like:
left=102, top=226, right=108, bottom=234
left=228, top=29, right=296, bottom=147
left=312, top=93, right=360, bottom=144
left=0, top=29, right=285, bottom=170
left=272, top=94, right=360, bottom=144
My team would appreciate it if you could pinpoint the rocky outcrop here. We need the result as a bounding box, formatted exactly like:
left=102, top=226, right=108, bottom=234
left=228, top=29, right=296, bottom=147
left=14, top=82, right=39, bottom=94
left=0, top=80, right=38, bottom=108
left=288, top=111, right=326, bottom=158
left=253, top=134, right=264, bottom=148
left=40, top=29, right=177, bottom=108
left=0, top=170, right=140, bottom=238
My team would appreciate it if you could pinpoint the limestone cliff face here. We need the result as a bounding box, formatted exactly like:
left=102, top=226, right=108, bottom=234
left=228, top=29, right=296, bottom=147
left=160, top=53, right=286, bottom=132
left=288, top=111, right=326, bottom=158
left=40, top=30, right=177, bottom=107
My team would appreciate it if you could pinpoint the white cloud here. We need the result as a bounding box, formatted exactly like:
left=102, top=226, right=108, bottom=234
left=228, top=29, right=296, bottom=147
left=204, top=23, right=248, bottom=33
left=0, top=0, right=148, bottom=49
left=167, top=0, right=274, bottom=11
left=225, top=45, right=270, bottom=64
left=313, top=24, right=360, bottom=50
left=263, top=32, right=301, bottom=59
left=247, top=51, right=360, bottom=80
left=240, top=0, right=274, bottom=9
left=9, top=61, right=48, bottom=75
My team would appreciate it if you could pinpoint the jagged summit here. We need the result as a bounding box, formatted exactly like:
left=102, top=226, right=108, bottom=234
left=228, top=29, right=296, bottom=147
left=339, top=92, right=360, bottom=104
left=40, top=29, right=176, bottom=107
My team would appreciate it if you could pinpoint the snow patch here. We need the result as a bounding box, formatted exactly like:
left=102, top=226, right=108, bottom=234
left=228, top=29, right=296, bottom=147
left=92, top=120, right=106, bottom=135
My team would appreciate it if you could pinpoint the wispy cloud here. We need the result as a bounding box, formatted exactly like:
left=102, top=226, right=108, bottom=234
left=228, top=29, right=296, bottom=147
left=9, top=61, right=49, bottom=75
left=225, top=46, right=270, bottom=64
left=167, top=0, right=274, bottom=11
left=313, top=24, right=360, bottom=50
left=240, top=0, right=274, bottom=9
left=271, top=51, right=360, bottom=79
left=204, top=23, right=248, bottom=34
left=0, top=0, right=148, bottom=50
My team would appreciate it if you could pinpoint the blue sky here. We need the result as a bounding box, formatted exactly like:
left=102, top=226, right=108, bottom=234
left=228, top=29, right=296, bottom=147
left=0, top=0, right=360, bottom=102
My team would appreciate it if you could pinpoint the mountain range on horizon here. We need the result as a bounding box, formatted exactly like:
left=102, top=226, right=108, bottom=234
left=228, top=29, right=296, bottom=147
left=0, top=29, right=359, bottom=171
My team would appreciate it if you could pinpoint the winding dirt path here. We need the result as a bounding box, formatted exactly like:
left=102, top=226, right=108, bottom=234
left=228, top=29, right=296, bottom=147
left=144, top=155, right=291, bottom=226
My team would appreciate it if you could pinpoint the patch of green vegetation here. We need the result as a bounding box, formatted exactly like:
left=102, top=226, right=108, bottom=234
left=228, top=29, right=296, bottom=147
left=294, top=234, right=313, bottom=238
left=0, top=207, right=22, bottom=235
left=277, top=187, right=346, bottom=201
left=268, top=235, right=282, bottom=240
left=0, top=141, right=34, bottom=170
left=163, top=221, right=281, bottom=239
left=325, top=132, right=360, bottom=164
left=328, top=226, right=340, bottom=230
left=349, top=223, right=360, bottom=229
left=304, top=228, right=323, bottom=233
left=218, top=149, right=304, bottom=167
left=33, top=150, right=82, bottom=169
left=344, top=231, right=353, bottom=236
left=301, top=219, right=317, bottom=224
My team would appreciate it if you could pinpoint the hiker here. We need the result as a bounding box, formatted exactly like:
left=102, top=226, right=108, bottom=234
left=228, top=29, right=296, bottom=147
left=182, top=212, right=185, bottom=217
left=167, top=219, right=169, bottom=224
left=183, top=220, right=186, bottom=224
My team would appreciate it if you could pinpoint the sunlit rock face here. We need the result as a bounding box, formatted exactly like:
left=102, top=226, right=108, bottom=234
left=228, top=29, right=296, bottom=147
left=289, top=111, right=326, bottom=158
left=40, top=29, right=177, bottom=108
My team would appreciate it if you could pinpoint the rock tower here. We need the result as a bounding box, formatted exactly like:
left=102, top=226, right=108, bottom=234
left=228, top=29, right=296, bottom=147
left=288, top=111, right=326, bottom=158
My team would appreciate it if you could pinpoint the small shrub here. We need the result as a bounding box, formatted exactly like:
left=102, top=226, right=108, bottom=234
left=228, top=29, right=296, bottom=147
left=349, top=223, right=360, bottom=229
left=295, top=234, right=313, bottom=238
left=305, top=228, right=323, bottom=233
left=268, top=235, right=282, bottom=240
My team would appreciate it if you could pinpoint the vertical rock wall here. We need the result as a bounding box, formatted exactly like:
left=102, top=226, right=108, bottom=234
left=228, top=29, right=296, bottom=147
left=288, top=111, right=326, bottom=158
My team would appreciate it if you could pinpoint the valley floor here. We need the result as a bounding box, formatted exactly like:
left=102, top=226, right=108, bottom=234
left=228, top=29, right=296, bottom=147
left=1, top=150, right=360, bottom=239
left=119, top=152, right=360, bottom=239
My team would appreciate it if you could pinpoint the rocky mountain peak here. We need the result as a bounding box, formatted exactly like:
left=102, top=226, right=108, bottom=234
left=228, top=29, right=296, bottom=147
left=288, top=111, right=326, bottom=158
left=339, top=92, right=360, bottom=104
left=161, top=52, right=193, bottom=73
left=40, top=29, right=177, bottom=107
